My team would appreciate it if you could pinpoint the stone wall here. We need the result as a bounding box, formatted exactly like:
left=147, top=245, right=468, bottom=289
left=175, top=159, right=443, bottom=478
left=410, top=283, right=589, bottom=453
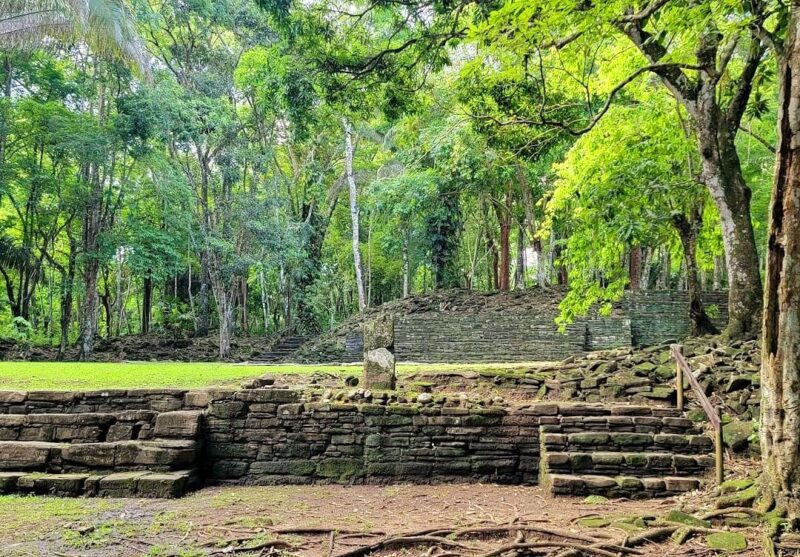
left=394, top=318, right=590, bottom=363
left=205, top=390, right=543, bottom=484
left=0, top=389, right=540, bottom=484
left=0, top=389, right=696, bottom=486
left=346, top=290, right=728, bottom=363
left=621, top=290, right=729, bottom=347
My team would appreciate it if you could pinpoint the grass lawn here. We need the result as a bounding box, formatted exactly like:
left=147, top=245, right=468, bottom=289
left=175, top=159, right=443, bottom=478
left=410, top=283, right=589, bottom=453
left=0, top=361, right=537, bottom=391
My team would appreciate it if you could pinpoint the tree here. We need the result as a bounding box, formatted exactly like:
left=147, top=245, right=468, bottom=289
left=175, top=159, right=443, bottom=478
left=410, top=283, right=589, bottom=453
left=546, top=83, right=720, bottom=335
left=760, top=3, right=800, bottom=516
left=343, top=118, right=367, bottom=311
left=278, top=0, right=774, bottom=337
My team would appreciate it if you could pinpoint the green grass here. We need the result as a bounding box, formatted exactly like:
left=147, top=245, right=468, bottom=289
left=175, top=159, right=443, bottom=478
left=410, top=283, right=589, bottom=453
left=0, top=361, right=540, bottom=391
left=0, top=495, right=120, bottom=539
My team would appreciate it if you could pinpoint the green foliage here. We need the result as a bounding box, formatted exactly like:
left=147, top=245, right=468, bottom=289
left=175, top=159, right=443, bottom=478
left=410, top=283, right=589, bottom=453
left=0, top=0, right=782, bottom=353
left=545, top=94, right=712, bottom=327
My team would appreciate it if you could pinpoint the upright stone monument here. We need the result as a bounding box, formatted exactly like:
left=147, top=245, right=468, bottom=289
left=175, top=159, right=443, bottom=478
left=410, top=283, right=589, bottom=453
left=363, top=314, right=396, bottom=390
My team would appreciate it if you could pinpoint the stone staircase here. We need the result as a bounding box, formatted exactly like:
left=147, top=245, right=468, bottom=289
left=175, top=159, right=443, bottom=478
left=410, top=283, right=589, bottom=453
left=250, top=335, right=307, bottom=363
left=0, top=409, right=203, bottom=498
left=539, top=405, right=714, bottom=498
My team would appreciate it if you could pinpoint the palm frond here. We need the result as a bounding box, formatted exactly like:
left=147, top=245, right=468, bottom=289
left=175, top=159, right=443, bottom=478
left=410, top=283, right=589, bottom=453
left=0, top=0, right=150, bottom=77
left=0, top=236, right=31, bottom=270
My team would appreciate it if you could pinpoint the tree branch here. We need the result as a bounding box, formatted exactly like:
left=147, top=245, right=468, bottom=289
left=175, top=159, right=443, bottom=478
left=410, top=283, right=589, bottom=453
left=725, top=36, right=766, bottom=130
left=469, top=62, right=702, bottom=136
left=740, top=123, right=775, bottom=152
left=620, top=22, right=699, bottom=104
left=618, top=0, right=673, bottom=23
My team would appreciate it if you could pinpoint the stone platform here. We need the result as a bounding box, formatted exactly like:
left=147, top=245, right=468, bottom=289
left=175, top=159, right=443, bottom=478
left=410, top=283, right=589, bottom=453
left=0, top=388, right=714, bottom=498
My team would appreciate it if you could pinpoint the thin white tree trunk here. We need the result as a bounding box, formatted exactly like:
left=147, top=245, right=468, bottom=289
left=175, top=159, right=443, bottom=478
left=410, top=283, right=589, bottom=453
left=259, top=269, right=269, bottom=333
left=343, top=117, right=366, bottom=311
left=402, top=234, right=410, bottom=298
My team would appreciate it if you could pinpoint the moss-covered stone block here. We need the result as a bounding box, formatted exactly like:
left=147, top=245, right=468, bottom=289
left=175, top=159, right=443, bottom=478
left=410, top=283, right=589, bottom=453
left=705, top=532, right=747, bottom=551
left=363, top=315, right=394, bottom=350
left=569, top=433, right=609, bottom=445
left=316, top=458, right=363, bottom=480
left=570, top=453, right=593, bottom=470
left=722, top=420, right=754, bottom=453
left=641, top=387, right=675, bottom=400
left=624, top=453, right=648, bottom=467
left=252, top=460, right=317, bottom=476
left=719, top=478, right=754, bottom=495
left=664, top=510, right=711, bottom=528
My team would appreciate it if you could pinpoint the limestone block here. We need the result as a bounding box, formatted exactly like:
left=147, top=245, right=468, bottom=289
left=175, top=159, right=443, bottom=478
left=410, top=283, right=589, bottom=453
left=363, top=315, right=394, bottom=351
left=97, top=471, right=149, bottom=497
left=0, top=441, right=52, bottom=469
left=136, top=471, right=192, bottom=498
left=364, top=348, right=396, bottom=391
left=62, top=443, right=116, bottom=468
left=154, top=411, right=203, bottom=439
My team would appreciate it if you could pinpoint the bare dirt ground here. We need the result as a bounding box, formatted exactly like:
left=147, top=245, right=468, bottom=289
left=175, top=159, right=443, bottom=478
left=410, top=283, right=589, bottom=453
left=1, top=483, right=763, bottom=557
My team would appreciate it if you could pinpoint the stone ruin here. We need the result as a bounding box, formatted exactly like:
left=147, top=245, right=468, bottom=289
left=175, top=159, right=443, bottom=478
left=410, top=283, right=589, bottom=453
left=363, top=314, right=396, bottom=390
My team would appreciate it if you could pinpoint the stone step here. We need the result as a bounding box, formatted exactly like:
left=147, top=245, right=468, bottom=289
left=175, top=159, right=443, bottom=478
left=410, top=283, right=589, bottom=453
left=540, top=415, right=699, bottom=435
left=0, top=469, right=198, bottom=498
left=544, top=451, right=713, bottom=477
left=541, top=432, right=713, bottom=454
left=545, top=473, right=701, bottom=498
left=0, top=411, right=159, bottom=443
left=0, top=439, right=200, bottom=473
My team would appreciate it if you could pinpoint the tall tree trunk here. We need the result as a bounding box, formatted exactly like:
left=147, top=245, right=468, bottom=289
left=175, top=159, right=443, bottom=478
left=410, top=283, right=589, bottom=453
left=240, top=276, right=249, bottom=334
left=215, top=284, right=236, bottom=360
left=673, top=211, right=718, bottom=337
left=141, top=275, right=152, bottom=335
left=515, top=224, right=525, bottom=290
left=486, top=231, right=499, bottom=291
left=761, top=9, right=800, bottom=513
left=196, top=157, right=212, bottom=337
left=657, top=247, right=671, bottom=289
left=57, top=238, right=77, bottom=361
left=640, top=247, right=652, bottom=290
left=258, top=270, right=269, bottom=334
left=696, top=124, right=763, bottom=337
left=629, top=246, right=643, bottom=290
left=100, top=272, right=112, bottom=338
left=113, top=256, right=124, bottom=337
left=533, top=238, right=548, bottom=287
left=402, top=233, right=410, bottom=298
left=343, top=118, right=366, bottom=311
left=78, top=170, right=102, bottom=361
left=493, top=189, right=512, bottom=291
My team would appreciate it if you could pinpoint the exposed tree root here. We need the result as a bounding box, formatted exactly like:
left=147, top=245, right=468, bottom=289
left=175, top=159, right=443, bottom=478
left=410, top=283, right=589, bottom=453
left=193, top=505, right=762, bottom=557
left=475, top=541, right=622, bottom=557
left=208, top=539, right=296, bottom=555
left=700, top=507, right=762, bottom=520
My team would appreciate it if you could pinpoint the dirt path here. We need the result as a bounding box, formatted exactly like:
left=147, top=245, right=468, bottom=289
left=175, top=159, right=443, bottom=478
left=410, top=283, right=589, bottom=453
left=1, top=484, right=763, bottom=556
